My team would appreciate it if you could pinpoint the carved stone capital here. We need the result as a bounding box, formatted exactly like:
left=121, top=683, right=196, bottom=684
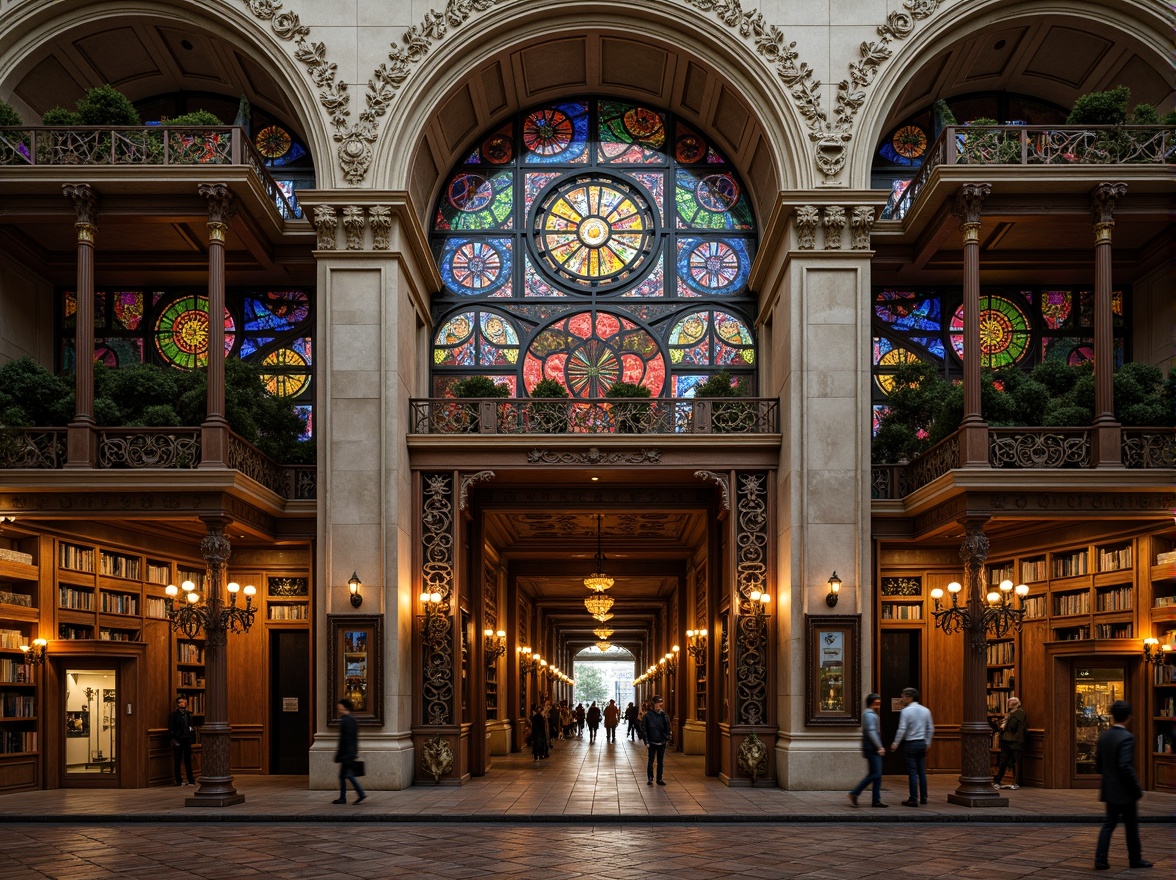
left=62, top=183, right=98, bottom=228
left=75, top=224, right=97, bottom=245
left=313, top=206, right=338, bottom=250
left=850, top=206, right=875, bottom=250
left=199, top=518, right=232, bottom=570
left=952, top=183, right=991, bottom=232
left=342, top=206, right=365, bottom=250
left=822, top=206, right=846, bottom=249
left=957, top=518, right=990, bottom=570
left=694, top=470, right=730, bottom=511
left=795, top=205, right=819, bottom=250
left=1091, top=182, right=1127, bottom=235
left=368, top=206, right=392, bottom=249
left=197, top=183, right=237, bottom=227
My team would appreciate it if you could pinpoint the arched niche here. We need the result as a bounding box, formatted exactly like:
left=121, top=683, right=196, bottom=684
left=382, top=4, right=806, bottom=229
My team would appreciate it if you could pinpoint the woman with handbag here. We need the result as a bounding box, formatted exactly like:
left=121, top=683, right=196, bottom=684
left=333, top=698, right=367, bottom=804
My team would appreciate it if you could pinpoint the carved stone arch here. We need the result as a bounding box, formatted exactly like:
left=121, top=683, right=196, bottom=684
left=0, top=0, right=335, bottom=187
left=848, top=0, right=1175, bottom=188
left=373, top=1, right=810, bottom=222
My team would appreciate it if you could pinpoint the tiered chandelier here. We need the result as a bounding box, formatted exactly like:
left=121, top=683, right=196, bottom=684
left=583, top=513, right=616, bottom=621
left=593, top=626, right=614, bottom=652
left=585, top=594, right=614, bottom=621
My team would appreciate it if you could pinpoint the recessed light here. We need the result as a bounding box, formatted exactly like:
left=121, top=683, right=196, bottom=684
left=181, top=39, right=194, bottom=51
left=590, top=476, right=599, bottom=481
left=994, top=39, right=1006, bottom=50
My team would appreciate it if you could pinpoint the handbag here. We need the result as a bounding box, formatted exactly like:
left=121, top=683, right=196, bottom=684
left=352, top=759, right=365, bottom=777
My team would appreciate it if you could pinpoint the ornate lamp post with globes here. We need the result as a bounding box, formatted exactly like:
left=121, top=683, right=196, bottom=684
left=164, top=517, right=256, bottom=807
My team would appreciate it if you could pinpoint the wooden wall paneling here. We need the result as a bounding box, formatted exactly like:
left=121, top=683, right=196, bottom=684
left=226, top=569, right=268, bottom=771
left=230, top=724, right=265, bottom=772
left=1019, top=618, right=1049, bottom=785
left=924, top=571, right=963, bottom=771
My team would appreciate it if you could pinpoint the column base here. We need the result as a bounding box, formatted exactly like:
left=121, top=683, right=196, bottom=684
left=185, top=791, right=246, bottom=807
left=947, top=791, right=1008, bottom=808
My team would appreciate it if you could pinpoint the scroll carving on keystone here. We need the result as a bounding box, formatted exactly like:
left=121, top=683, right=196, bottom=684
left=795, top=205, right=819, bottom=250
left=313, top=206, right=338, bottom=250
left=822, top=206, right=846, bottom=249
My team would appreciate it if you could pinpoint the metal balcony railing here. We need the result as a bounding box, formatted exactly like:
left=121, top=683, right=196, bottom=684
left=888, top=125, right=1176, bottom=220
left=0, top=125, right=302, bottom=219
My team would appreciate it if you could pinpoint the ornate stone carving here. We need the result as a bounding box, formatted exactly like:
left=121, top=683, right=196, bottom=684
left=850, top=206, right=875, bottom=250
left=822, top=206, right=846, bottom=249
left=737, top=731, right=769, bottom=783
left=197, top=183, right=237, bottom=229
left=62, top=183, right=98, bottom=231
left=989, top=430, right=1091, bottom=469
left=693, top=470, right=730, bottom=511
left=735, top=473, right=768, bottom=602
left=421, top=734, right=455, bottom=783
left=421, top=473, right=455, bottom=725
left=959, top=519, right=990, bottom=650
left=736, top=614, right=767, bottom=724
left=459, top=470, right=495, bottom=510
left=1091, top=182, right=1127, bottom=241
left=794, top=205, right=819, bottom=250
left=526, top=447, right=662, bottom=464
left=953, top=183, right=992, bottom=232
left=313, top=205, right=337, bottom=250
left=342, top=205, right=365, bottom=250
left=368, top=206, right=392, bottom=249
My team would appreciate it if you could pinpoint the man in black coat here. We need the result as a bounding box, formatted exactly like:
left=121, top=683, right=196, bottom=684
left=167, top=696, right=196, bottom=786
left=642, top=695, right=671, bottom=786
left=333, top=698, right=366, bottom=804
left=1094, top=700, right=1151, bottom=870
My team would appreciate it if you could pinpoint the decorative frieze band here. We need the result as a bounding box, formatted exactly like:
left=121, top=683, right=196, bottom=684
left=794, top=204, right=875, bottom=250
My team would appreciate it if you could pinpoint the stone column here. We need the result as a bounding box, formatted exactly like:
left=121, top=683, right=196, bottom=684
left=1091, top=183, right=1126, bottom=467
left=953, top=184, right=992, bottom=467
left=197, top=184, right=236, bottom=468
left=62, top=184, right=98, bottom=468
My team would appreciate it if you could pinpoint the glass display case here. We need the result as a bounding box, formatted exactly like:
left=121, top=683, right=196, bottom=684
left=1074, top=666, right=1125, bottom=776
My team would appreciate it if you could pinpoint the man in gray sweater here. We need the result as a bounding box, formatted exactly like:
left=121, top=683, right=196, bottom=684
left=849, top=693, right=888, bottom=807
left=891, top=686, right=934, bottom=806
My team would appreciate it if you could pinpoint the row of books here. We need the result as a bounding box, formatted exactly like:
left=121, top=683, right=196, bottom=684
left=99, top=553, right=141, bottom=579
left=58, top=624, right=92, bottom=639
left=1156, top=549, right=1176, bottom=565
left=1054, top=592, right=1091, bottom=616
left=98, top=629, right=138, bottom=641
left=1097, top=546, right=1132, bottom=573
left=1053, top=551, right=1089, bottom=578
left=988, top=667, right=1014, bottom=687
left=58, top=587, right=94, bottom=611
left=0, top=693, right=34, bottom=717
left=1094, top=623, right=1133, bottom=639
left=177, top=642, right=204, bottom=664
left=99, top=592, right=139, bottom=615
left=59, top=544, right=95, bottom=573
left=0, top=658, right=33, bottom=683
left=1021, top=559, right=1048, bottom=582
left=1095, top=586, right=1132, bottom=612
left=881, top=604, right=921, bottom=620
left=268, top=604, right=309, bottom=620
left=0, top=730, right=36, bottom=754
left=986, top=641, right=1014, bottom=664
left=0, top=628, right=25, bottom=650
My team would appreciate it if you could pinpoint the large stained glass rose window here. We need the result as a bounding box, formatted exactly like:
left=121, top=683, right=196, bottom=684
left=430, top=97, right=758, bottom=399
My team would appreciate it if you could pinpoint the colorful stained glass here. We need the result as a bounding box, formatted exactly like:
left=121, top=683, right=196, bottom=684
left=112, top=292, right=144, bottom=330
left=62, top=291, right=107, bottom=329
left=668, top=310, right=753, bottom=367
left=255, top=126, right=292, bottom=159
left=478, top=312, right=520, bottom=365
left=874, top=344, right=921, bottom=394
left=435, top=171, right=513, bottom=230
left=949, top=294, right=1032, bottom=367
left=874, top=290, right=941, bottom=331
left=523, top=102, right=589, bottom=164
left=243, top=290, right=310, bottom=331
left=260, top=339, right=311, bottom=397
left=878, top=125, right=927, bottom=166
left=434, top=312, right=476, bottom=366
left=481, top=124, right=514, bottom=165
left=294, top=405, right=313, bottom=441
left=523, top=311, right=664, bottom=397
left=1041, top=290, right=1071, bottom=329
left=872, top=404, right=892, bottom=435
left=534, top=177, right=656, bottom=287
left=674, top=122, right=727, bottom=164
left=598, top=102, right=666, bottom=164
left=676, top=238, right=751, bottom=295
left=620, top=255, right=666, bottom=298
left=675, top=170, right=753, bottom=229
left=1042, top=337, right=1125, bottom=367
left=523, top=263, right=568, bottom=298
left=154, top=295, right=235, bottom=369
left=439, top=238, right=512, bottom=296
left=238, top=336, right=274, bottom=358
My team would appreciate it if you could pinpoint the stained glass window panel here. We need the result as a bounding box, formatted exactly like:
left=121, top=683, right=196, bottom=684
left=438, top=238, right=513, bottom=297
left=676, top=238, right=753, bottom=296
left=435, top=171, right=513, bottom=230
left=112, top=292, right=144, bottom=330
left=949, top=294, right=1032, bottom=367
left=154, top=295, right=235, bottom=369
left=597, top=101, right=667, bottom=164
left=522, top=102, right=589, bottom=164
left=674, top=169, right=753, bottom=229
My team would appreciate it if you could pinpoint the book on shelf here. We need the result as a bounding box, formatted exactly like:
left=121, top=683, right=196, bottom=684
left=1155, top=549, right=1176, bottom=566
left=177, top=641, right=204, bottom=663
left=988, top=565, right=1014, bottom=587
left=1054, top=591, right=1090, bottom=616
left=986, top=641, right=1015, bottom=665
left=57, top=624, right=92, bottom=640
left=144, top=596, right=168, bottom=619
left=881, top=604, right=922, bottom=620
left=57, top=586, right=94, bottom=611
left=98, top=628, right=138, bottom=641
left=1155, top=694, right=1175, bottom=717
left=268, top=604, right=309, bottom=621
left=1155, top=596, right=1176, bottom=609
left=0, top=730, right=37, bottom=753
left=1155, top=664, right=1176, bottom=685
left=145, top=562, right=171, bottom=585
left=0, top=590, right=32, bottom=607
left=1097, top=546, right=1132, bottom=573
left=1020, top=559, right=1047, bottom=582
left=0, top=658, right=33, bottom=683
left=0, top=693, right=35, bottom=717
left=59, top=543, right=95, bottom=572
left=0, top=628, right=26, bottom=650
left=99, top=592, right=139, bottom=615
left=1053, top=551, right=1089, bottom=578
left=99, top=552, right=141, bottom=579
left=988, top=667, right=1014, bottom=687
left=1094, top=623, right=1133, bottom=639
left=1022, top=595, right=1046, bottom=619
left=1095, top=586, right=1133, bottom=612
left=1156, top=732, right=1174, bottom=755
left=1056, top=626, right=1090, bottom=641
left=0, top=548, right=33, bottom=566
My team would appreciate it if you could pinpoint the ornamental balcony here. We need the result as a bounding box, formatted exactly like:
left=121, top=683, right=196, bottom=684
left=0, top=426, right=315, bottom=502
left=0, top=125, right=300, bottom=219
left=408, top=397, right=780, bottom=436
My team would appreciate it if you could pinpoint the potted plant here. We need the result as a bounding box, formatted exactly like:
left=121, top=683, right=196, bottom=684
left=693, top=371, right=755, bottom=433
left=528, top=378, right=569, bottom=433
left=39, top=84, right=142, bottom=164
left=451, top=375, right=510, bottom=433
left=605, top=380, right=651, bottom=434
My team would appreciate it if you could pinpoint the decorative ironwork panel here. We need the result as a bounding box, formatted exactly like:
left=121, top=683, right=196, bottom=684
left=421, top=473, right=455, bottom=725
left=734, top=471, right=769, bottom=726
left=0, top=429, right=67, bottom=469
left=1122, top=429, right=1176, bottom=469
left=268, top=577, right=308, bottom=597
left=286, top=465, right=318, bottom=500
left=227, top=434, right=288, bottom=493
left=695, top=562, right=707, bottom=629
left=98, top=429, right=201, bottom=469
left=736, top=615, right=767, bottom=725
left=905, top=433, right=961, bottom=492
left=989, top=429, right=1091, bottom=469
left=483, top=560, right=498, bottom=629
left=881, top=577, right=922, bottom=597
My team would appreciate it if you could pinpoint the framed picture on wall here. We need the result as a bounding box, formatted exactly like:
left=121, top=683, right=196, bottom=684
left=327, top=614, right=383, bottom=725
left=804, top=614, right=862, bottom=726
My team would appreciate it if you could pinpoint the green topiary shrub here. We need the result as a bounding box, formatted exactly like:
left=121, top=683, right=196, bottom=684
left=0, top=358, right=73, bottom=426
left=452, top=376, right=510, bottom=398
left=41, top=106, right=81, bottom=125
left=1067, top=87, right=1130, bottom=125
left=1162, top=110, right=1176, bottom=126
left=605, top=381, right=651, bottom=433
left=693, top=370, right=743, bottom=398
left=1130, top=103, right=1159, bottom=125
left=76, top=84, right=140, bottom=126
left=163, top=111, right=223, bottom=126
left=529, top=378, right=569, bottom=433
left=0, top=101, right=22, bottom=126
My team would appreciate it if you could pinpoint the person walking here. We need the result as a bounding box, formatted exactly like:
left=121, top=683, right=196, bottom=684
left=890, top=686, right=933, bottom=807
left=992, top=696, right=1027, bottom=790
left=1094, top=700, right=1151, bottom=870
left=848, top=693, right=888, bottom=807
left=575, top=703, right=586, bottom=738
left=332, top=698, right=366, bottom=804
left=530, top=704, right=548, bottom=761
left=167, top=695, right=197, bottom=787
left=586, top=701, right=602, bottom=743
left=547, top=699, right=561, bottom=747
left=642, top=695, right=671, bottom=786
left=624, top=701, right=638, bottom=740
left=603, top=699, right=620, bottom=743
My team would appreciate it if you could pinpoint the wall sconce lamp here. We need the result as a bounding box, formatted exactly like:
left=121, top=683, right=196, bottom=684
left=484, top=629, right=507, bottom=666
left=20, top=637, right=48, bottom=666
left=664, top=645, right=680, bottom=675
left=748, top=589, right=771, bottom=620
left=1143, top=638, right=1172, bottom=666
left=348, top=572, right=363, bottom=608
left=685, top=629, right=708, bottom=663
left=419, top=589, right=445, bottom=649
left=826, top=571, right=842, bottom=607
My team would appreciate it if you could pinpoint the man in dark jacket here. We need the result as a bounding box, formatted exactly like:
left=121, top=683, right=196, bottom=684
left=167, top=696, right=196, bottom=786
left=642, top=696, right=671, bottom=785
left=1094, top=700, right=1150, bottom=870
left=992, top=696, right=1026, bottom=789
left=624, top=702, right=638, bottom=740
left=333, top=698, right=366, bottom=805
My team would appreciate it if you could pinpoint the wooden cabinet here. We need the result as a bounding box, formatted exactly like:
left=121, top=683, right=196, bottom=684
left=0, top=535, right=44, bottom=791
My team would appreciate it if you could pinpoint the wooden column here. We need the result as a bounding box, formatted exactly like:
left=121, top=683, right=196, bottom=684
left=197, top=184, right=236, bottom=468
left=953, top=184, right=991, bottom=467
left=1091, top=183, right=1126, bottom=468
left=62, top=184, right=98, bottom=468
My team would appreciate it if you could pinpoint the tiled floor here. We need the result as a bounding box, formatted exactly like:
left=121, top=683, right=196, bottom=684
left=1, top=734, right=1174, bottom=823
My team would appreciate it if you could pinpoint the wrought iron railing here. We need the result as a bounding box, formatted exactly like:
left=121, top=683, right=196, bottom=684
left=0, top=125, right=302, bottom=219
left=408, top=397, right=780, bottom=435
left=1122, top=428, right=1176, bottom=469
left=0, top=426, right=314, bottom=499
left=989, top=427, right=1091, bottom=469
left=888, top=125, right=1175, bottom=220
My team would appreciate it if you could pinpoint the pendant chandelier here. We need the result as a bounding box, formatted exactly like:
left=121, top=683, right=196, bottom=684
left=593, top=626, right=614, bottom=640
left=595, top=640, right=612, bottom=652
left=583, top=514, right=614, bottom=592
left=584, top=593, right=614, bottom=619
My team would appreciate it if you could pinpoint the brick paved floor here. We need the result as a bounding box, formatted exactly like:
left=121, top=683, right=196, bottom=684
left=0, top=821, right=1171, bottom=879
